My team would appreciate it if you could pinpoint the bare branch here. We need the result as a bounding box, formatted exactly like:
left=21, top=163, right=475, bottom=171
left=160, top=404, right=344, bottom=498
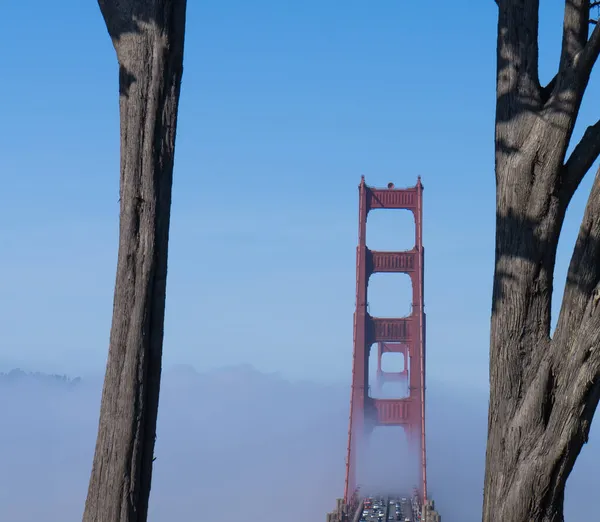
left=549, top=2, right=600, bottom=101
left=568, top=124, right=600, bottom=170
left=554, top=169, right=600, bottom=346
left=562, top=120, right=600, bottom=198
left=535, top=171, right=600, bottom=514
left=549, top=4, right=600, bottom=202
left=559, top=0, right=590, bottom=70
left=572, top=19, right=600, bottom=79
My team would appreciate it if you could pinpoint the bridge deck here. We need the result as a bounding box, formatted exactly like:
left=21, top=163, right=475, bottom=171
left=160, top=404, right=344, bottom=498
left=325, top=491, right=441, bottom=522
left=360, top=496, right=414, bottom=522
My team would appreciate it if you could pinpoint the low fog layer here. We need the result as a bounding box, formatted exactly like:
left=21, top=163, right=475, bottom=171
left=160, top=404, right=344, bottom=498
left=0, top=366, right=598, bottom=521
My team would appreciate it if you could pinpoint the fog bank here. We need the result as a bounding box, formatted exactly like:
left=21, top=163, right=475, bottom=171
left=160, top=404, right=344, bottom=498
left=0, top=366, right=598, bottom=521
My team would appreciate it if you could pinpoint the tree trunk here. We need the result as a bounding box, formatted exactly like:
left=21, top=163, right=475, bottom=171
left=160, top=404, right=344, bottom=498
left=483, top=2, right=600, bottom=521
left=82, top=2, right=186, bottom=521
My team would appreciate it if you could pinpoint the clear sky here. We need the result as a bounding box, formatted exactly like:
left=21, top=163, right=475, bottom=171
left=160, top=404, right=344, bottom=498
left=1, top=1, right=599, bottom=389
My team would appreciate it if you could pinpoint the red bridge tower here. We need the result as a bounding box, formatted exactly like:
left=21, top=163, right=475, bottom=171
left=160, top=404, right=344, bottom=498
left=344, top=176, right=427, bottom=504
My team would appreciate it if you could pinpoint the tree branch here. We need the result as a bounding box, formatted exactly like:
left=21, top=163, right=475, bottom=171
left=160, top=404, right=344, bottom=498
left=554, top=168, right=600, bottom=347
left=562, top=120, right=600, bottom=199
left=548, top=3, right=600, bottom=103
left=514, top=316, right=600, bottom=520
left=559, top=0, right=590, bottom=71
left=532, top=173, right=600, bottom=511
left=542, top=11, right=600, bottom=507
left=571, top=17, right=600, bottom=80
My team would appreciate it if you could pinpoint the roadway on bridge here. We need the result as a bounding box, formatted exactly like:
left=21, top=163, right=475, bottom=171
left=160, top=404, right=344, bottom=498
left=360, top=496, right=414, bottom=522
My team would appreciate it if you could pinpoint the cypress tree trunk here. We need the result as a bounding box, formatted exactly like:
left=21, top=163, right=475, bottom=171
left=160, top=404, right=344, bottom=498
left=82, top=1, right=187, bottom=521
left=483, top=2, right=600, bottom=521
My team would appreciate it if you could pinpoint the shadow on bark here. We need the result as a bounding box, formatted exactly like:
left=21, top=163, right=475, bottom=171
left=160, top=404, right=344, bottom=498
left=97, top=0, right=187, bottom=97
left=492, top=207, right=600, bottom=315
left=495, top=0, right=595, bottom=160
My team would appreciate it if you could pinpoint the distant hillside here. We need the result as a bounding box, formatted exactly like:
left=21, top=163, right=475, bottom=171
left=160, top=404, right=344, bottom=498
left=0, top=368, right=81, bottom=387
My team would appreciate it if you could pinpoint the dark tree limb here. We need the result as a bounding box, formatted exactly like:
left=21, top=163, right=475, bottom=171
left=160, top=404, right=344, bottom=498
left=525, top=169, right=600, bottom=518
left=573, top=21, right=600, bottom=78
left=548, top=5, right=600, bottom=205
left=562, top=120, right=600, bottom=198
left=544, top=3, right=600, bottom=105
left=554, top=169, right=600, bottom=347
left=559, top=0, right=590, bottom=71
left=82, top=1, right=187, bottom=522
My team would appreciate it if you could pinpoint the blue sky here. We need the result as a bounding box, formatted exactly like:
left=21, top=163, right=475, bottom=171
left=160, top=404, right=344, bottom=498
left=1, top=1, right=599, bottom=389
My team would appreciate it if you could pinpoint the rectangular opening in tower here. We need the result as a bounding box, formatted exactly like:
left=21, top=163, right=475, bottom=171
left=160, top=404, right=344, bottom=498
left=367, top=273, right=414, bottom=318
left=369, top=345, right=410, bottom=399
left=358, top=426, right=419, bottom=497
left=366, top=209, right=416, bottom=251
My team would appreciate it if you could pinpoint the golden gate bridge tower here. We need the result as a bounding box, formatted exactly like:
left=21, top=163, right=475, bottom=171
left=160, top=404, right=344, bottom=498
left=344, top=176, right=427, bottom=505
left=327, top=176, right=441, bottom=522
left=325, top=177, right=441, bottom=522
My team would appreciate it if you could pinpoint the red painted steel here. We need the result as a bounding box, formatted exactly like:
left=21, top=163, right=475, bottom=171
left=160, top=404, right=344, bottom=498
left=344, top=176, right=427, bottom=504
left=371, top=398, right=410, bottom=424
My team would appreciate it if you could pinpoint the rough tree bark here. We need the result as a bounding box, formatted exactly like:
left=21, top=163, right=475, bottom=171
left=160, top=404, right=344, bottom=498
left=82, top=1, right=186, bottom=521
left=483, top=2, right=600, bottom=521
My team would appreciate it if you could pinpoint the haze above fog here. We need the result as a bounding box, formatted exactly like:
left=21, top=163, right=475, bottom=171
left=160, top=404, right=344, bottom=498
left=1, top=366, right=599, bottom=522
